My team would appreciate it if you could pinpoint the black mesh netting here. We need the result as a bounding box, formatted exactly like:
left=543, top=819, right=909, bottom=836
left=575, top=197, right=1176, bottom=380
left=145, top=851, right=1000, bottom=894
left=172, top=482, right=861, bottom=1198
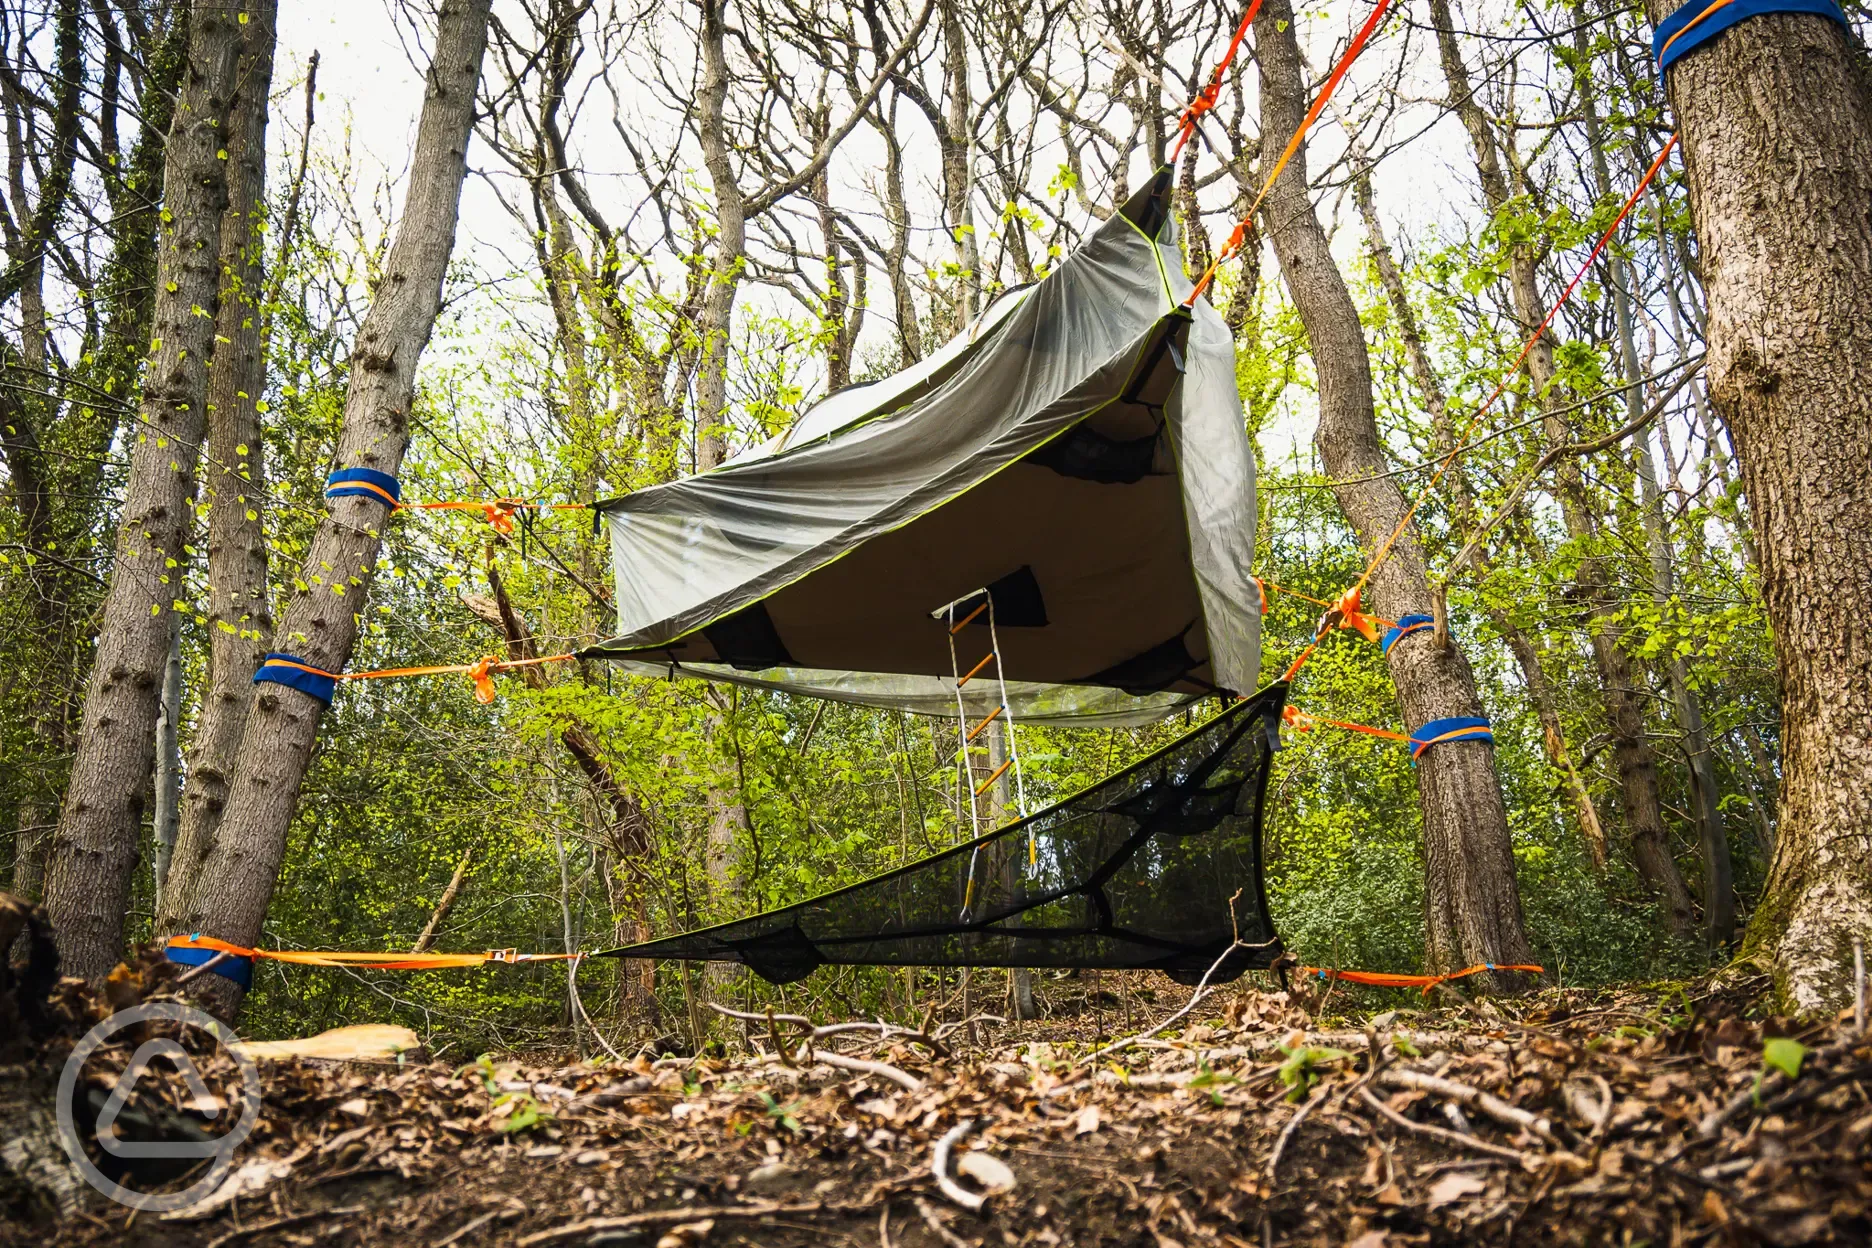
left=597, top=684, right=1287, bottom=986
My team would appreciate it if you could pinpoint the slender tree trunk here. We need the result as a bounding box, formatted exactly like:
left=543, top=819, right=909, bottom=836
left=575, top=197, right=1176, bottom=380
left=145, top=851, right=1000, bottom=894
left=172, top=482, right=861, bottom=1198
left=152, top=617, right=183, bottom=912
left=177, top=0, right=493, bottom=1016
left=411, top=846, right=475, bottom=953
left=1255, top=0, right=1532, bottom=980
left=986, top=719, right=1036, bottom=1020
left=693, top=0, right=744, bottom=472
left=162, top=1, right=278, bottom=930
left=1643, top=0, right=1872, bottom=1011
left=1429, top=0, right=1695, bottom=932
left=43, top=9, right=245, bottom=980
left=1577, top=51, right=1735, bottom=945
left=1348, top=159, right=1609, bottom=870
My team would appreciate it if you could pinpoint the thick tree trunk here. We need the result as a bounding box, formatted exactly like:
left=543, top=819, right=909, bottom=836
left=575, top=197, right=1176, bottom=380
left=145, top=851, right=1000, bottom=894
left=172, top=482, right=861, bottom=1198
left=1429, top=0, right=1695, bottom=932
left=176, top=0, right=493, bottom=1016
left=162, top=0, right=278, bottom=930
left=43, top=9, right=246, bottom=980
left=1643, top=1, right=1872, bottom=1012
left=1254, top=0, right=1532, bottom=979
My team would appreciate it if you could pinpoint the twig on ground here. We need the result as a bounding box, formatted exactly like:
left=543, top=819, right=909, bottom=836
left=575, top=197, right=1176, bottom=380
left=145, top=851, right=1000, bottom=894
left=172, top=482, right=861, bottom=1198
left=516, top=1202, right=848, bottom=1246
left=1080, top=939, right=1277, bottom=1069
left=433, top=1209, right=505, bottom=1248
left=1267, top=1090, right=1321, bottom=1182
left=931, top=1119, right=984, bottom=1212
left=878, top=1204, right=893, bottom=1248
left=205, top=1205, right=364, bottom=1248
left=802, top=1045, right=924, bottom=1091
left=1380, top=1067, right=1565, bottom=1148
left=915, top=1198, right=974, bottom=1248
left=1357, top=1087, right=1539, bottom=1166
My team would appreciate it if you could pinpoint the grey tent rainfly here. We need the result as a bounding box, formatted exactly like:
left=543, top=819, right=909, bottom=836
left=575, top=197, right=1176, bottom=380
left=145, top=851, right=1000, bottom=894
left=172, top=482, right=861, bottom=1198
left=581, top=169, right=1288, bottom=985
left=581, top=169, right=1264, bottom=729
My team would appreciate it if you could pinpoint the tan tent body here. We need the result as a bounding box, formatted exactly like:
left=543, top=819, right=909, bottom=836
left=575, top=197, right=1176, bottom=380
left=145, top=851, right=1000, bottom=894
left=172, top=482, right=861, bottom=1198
left=583, top=170, right=1262, bottom=726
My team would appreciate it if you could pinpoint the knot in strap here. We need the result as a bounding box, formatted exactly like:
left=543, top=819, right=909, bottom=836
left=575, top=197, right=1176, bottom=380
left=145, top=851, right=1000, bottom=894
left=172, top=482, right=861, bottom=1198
left=481, top=500, right=523, bottom=535
left=325, top=467, right=401, bottom=508
left=466, top=656, right=500, bottom=704
left=1319, top=585, right=1380, bottom=644
left=1654, top=0, right=1846, bottom=77
left=1282, top=705, right=1316, bottom=733
left=1381, top=613, right=1435, bottom=656
left=254, top=652, right=338, bottom=704
left=1408, top=715, right=1493, bottom=762
left=1251, top=576, right=1269, bottom=616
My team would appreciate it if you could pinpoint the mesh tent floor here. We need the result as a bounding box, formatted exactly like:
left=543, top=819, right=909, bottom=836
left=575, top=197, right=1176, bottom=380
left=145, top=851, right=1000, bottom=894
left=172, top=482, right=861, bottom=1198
left=597, top=684, right=1288, bottom=986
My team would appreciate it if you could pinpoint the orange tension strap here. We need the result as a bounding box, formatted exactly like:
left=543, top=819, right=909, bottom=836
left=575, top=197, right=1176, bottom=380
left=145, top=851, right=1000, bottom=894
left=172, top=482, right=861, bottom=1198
left=1187, top=0, right=1397, bottom=306
left=415, top=499, right=590, bottom=536
left=1170, top=0, right=1267, bottom=164
left=1301, top=962, right=1544, bottom=995
left=1283, top=704, right=1409, bottom=743
left=279, top=652, right=576, bottom=704
left=167, top=934, right=584, bottom=972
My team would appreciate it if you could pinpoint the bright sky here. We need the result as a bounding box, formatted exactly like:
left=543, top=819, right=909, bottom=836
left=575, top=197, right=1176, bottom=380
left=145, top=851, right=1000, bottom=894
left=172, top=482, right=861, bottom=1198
left=273, top=1, right=1502, bottom=470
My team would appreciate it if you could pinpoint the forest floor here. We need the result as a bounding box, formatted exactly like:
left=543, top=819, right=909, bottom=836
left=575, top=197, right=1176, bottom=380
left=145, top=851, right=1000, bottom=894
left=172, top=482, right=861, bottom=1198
left=8, top=952, right=1872, bottom=1248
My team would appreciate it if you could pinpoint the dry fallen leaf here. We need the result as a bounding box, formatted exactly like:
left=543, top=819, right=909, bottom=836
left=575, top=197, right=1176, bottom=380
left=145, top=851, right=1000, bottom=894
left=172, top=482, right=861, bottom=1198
left=336, top=1097, right=370, bottom=1117
left=656, top=1218, right=715, bottom=1248
left=1345, top=1232, right=1389, bottom=1248
left=1426, top=1171, right=1488, bottom=1208
left=1074, top=1104, right=1102, bottom=1135
left=956, top=1151, right=1017, bottom=1194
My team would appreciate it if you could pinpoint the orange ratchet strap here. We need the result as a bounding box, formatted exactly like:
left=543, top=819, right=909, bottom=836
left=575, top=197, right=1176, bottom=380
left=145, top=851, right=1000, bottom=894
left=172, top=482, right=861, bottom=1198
left=1301, top=962, right=1544, bottom=995
left=167, top=933, right=584, bottom=972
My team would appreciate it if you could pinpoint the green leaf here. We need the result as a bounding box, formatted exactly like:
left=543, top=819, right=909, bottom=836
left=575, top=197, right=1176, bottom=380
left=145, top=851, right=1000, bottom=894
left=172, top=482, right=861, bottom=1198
left=1762, top=1037, right=1807, bottom=1080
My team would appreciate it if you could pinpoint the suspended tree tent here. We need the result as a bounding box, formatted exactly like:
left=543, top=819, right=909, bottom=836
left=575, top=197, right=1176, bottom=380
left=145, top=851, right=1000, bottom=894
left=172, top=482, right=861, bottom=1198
left=582, top=170, right=1263, bottom=729
left=579, top=169, right=1289, bottom=986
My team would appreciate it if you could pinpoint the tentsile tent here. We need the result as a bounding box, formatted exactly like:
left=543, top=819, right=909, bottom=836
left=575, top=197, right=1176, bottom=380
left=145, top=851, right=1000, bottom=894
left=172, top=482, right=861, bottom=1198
left=580, top=168, right=1262, bottom=728
left=597, top=685, right=1287, bottom=984
left=583, top=168, right=1283, bottom=982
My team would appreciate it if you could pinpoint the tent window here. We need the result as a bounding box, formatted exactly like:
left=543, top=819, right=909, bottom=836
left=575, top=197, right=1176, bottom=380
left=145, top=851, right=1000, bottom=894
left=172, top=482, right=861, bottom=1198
left=1025, top=425, right=1165, bottom=484
left=940, top=565, right=1050, bottom=629
left=701, top=603, right=795, bottom=671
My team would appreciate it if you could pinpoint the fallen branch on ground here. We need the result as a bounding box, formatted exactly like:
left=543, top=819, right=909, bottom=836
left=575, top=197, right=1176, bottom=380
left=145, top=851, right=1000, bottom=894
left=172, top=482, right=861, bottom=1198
left=931, top=1119, right=984, bottom=1212
left=1357, top=1087, right=1541, bottom=1167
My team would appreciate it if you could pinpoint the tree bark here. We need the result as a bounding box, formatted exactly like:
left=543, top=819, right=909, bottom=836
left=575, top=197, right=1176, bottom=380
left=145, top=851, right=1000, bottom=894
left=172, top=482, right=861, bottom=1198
left=1254, top=0, right=1532, bottom=979
left=162, top=0, right=278, bottom=931
left=1428, top=0, right=1694, bottom=933
left=1643, top=0, right=1872, bottom=1011
left=43, top=7, right=245, bottom=980
left=1347, top=153, right=1609, bottom=872
left=176, top=0, right=493, bottom=1016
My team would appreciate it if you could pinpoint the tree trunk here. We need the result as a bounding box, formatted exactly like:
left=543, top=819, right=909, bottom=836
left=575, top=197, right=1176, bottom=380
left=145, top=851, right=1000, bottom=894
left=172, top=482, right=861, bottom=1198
left=176, top=0, right=493, bottom=1016
left=43, top=9, right=246, bottom=980
left=693, top=0, right=744, bottom=472
left=1254, top=0, right=1532, bottom=980
left=1428, top=0, right=1695, bottom=933
left=1643, top=0, right=1872, bottom=1011
left=152, top=616, right=183, bottom=911
left=1577, top=53, right=1735, bottom=947
left=162, top=0, right=278, bottom=930
left=1348, top=157, right=1609, bottom=871
left=411, top=846, right=475, bottom=953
